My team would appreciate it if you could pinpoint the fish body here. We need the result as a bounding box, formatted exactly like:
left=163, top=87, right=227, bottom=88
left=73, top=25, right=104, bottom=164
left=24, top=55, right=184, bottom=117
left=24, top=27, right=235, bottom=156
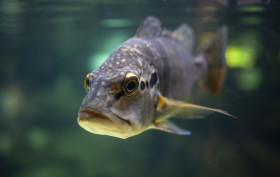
left=78, top=16, right=230, bottom=139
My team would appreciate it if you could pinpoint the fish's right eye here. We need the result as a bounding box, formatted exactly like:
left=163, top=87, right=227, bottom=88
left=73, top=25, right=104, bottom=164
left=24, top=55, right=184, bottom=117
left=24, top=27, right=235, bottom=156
left=84, top=74, right=91, bottom=92
left=123, top=73, right=139, bottom=97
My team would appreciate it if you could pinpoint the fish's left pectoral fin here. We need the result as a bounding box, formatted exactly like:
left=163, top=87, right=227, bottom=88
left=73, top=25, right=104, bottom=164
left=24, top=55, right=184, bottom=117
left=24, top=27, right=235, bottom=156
left=156, top=95, right=235, bottom=121
left=151, top=120, right=191, bottom=135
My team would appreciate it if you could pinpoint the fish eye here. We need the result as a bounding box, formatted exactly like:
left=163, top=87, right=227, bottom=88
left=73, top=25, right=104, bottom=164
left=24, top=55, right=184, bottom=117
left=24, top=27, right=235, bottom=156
left=124, top=73, right=139, bottom=96
left=84, top=73, right=91, bottom=92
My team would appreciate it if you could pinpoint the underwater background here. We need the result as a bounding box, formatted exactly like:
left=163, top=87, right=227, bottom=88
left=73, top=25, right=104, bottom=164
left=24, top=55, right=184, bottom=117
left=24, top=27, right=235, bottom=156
left=1, top=0, right=280, bottom=177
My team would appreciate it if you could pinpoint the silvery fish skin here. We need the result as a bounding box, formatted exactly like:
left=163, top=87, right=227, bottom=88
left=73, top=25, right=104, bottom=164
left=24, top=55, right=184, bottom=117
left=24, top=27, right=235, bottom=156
left=78, top=16, right=231, bottom=139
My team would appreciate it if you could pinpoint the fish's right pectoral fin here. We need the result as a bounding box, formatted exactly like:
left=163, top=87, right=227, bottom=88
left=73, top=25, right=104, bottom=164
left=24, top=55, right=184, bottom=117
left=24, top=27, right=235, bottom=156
left=156, top=95, right=235, bottom=121
left=151, top=120, right=191, bottom=135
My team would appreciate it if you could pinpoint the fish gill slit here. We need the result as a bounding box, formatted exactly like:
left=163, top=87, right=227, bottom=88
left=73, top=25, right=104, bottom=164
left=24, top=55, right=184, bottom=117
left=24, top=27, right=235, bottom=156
left=140, top=81, right=145, bottom=90
left=150, top=72, right=158, bottom=88
left=145, top=81, right=149, bottom=88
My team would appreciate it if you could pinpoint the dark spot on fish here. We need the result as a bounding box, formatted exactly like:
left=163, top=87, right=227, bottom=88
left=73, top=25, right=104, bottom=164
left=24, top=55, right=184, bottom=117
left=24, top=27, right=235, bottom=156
left=146, top=81, right=149, bottom=88
left=140, top=81, right=145, bottom=90
left=115, top=91, right=124, bottom=101
left=150, top=72, right=157, bottom=88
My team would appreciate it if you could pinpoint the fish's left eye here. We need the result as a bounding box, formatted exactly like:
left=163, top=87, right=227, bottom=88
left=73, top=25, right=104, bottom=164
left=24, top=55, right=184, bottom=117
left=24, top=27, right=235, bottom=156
left=84, top=74, right=91, bottom=92
left=124, top=73, right=139, bottom=96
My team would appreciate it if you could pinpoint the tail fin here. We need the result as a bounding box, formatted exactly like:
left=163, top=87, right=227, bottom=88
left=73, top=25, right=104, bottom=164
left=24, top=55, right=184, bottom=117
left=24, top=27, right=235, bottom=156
left=198, top=26, right=228, bottom=94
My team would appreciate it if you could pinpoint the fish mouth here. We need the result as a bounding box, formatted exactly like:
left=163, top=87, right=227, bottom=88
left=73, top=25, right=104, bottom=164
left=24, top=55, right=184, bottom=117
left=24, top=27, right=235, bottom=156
left=78, top=107, right=131, bottom=134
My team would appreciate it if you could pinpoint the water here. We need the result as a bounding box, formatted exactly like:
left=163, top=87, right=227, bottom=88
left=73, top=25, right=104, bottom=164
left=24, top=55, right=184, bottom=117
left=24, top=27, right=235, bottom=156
left=1, top=0, right=280, bottom=177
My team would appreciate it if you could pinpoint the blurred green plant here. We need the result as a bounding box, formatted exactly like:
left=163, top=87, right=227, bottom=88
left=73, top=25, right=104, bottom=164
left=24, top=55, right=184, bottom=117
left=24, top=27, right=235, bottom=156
left=237, top=67, right=262, bottom=91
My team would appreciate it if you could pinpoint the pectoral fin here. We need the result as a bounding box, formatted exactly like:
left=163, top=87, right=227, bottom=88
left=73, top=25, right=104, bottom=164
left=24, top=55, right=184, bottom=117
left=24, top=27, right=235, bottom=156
left=156, top=95, right=234, bottom=122
left=151, top=120, right=191, bottom=135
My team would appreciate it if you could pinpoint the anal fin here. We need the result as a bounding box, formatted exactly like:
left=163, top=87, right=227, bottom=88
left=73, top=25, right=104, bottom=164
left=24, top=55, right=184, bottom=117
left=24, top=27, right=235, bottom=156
left=151, top=120, right=191, bottom=135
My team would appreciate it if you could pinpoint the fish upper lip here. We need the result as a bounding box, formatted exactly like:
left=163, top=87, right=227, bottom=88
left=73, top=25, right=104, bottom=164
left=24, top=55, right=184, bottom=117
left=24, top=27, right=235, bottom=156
left=78, top=107, right=131, bottom=126
left=79, top=109, right=109, bottom=120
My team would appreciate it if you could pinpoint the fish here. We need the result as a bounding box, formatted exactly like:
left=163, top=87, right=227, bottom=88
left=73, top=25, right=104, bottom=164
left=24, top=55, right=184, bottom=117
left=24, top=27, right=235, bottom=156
left=77, top=16, right=233, bottom=139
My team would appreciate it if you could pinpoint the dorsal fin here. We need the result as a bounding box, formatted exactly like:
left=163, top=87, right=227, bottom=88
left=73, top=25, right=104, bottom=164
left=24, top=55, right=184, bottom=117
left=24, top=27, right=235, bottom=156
left=171, top=24, right=195, bottom=53
left=136, top=16, right=162, bottom=37
left=136, top=17, right=195, bottom=53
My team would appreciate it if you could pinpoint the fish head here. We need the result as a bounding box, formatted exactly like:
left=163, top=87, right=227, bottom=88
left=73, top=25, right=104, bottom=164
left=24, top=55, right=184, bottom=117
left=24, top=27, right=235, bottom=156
left=78, top=64, right=159, bottom=139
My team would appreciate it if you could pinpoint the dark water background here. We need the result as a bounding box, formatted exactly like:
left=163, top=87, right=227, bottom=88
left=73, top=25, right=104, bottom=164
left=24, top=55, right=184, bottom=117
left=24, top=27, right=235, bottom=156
left=1, top=0, right=280, bottom=177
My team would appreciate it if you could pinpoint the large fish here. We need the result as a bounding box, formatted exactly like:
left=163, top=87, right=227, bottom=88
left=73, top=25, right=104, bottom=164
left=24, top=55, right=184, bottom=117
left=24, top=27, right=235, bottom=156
left=78, top=16, right=232, bottom=139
